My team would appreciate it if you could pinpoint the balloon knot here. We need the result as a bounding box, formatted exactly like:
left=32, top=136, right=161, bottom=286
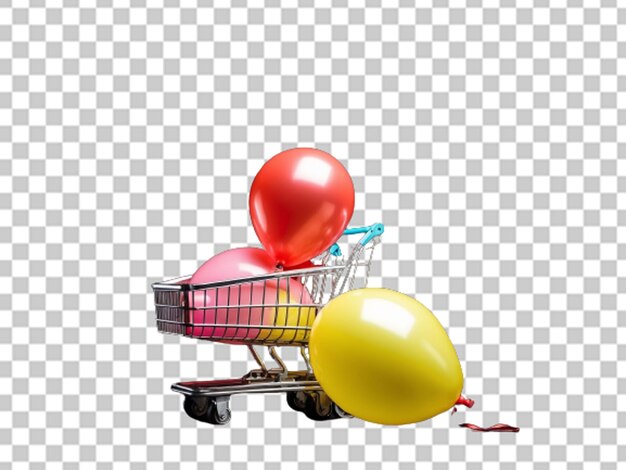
left=455, top=395, right=475, bottom=409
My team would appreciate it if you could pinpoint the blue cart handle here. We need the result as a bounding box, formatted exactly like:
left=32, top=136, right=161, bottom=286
left=329, top=223, right=385, bottom=257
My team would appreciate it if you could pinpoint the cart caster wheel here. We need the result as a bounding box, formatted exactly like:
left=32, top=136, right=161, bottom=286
left=303, top=392, right=350, bottom=421
left=207, top=396, right=232, bottom=425
left=286, top=391, right=308, bottom=413
left=184, top=396, right=211, bottom=422
left=183, top=396, right=231, bottom=425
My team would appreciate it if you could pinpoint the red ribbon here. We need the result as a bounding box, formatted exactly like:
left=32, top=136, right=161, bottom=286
left=459, top=423, right=520, bottom=433
left=452, top=395, right=520, bottom=432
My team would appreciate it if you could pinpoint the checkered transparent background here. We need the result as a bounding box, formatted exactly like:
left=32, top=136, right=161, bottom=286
left=1, top=1, right=625, bottom=468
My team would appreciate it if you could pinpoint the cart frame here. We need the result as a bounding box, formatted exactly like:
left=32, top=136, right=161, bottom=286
left=152, top=223, right=384, bottom=424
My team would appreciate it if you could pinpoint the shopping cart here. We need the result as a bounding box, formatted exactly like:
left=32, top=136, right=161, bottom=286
left=151, top=223, right=384, bottom=425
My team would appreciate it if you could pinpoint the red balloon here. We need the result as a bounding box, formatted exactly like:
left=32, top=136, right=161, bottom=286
left=285, top=260, right=317, bottom=270
left=249, top=148, right=355, bottom=267
left=284, top=259, right=319, bottom=282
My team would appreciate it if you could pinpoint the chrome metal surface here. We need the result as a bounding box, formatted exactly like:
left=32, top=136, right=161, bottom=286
left=172, top=378, right=323, bottom=398
left=247, top=345, right=268, bottom=374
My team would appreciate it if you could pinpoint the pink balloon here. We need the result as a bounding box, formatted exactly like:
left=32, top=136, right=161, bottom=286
left=187, top=247, right=317, bottom=343
left=188, top=247, right=278, bottom=342
left=191, top=246, right=278, bottom=284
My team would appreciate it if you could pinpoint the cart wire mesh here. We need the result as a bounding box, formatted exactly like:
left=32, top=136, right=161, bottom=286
left=152, top=239, right=379, bottom=346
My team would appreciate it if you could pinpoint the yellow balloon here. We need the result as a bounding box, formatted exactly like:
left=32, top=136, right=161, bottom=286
left=257, top=290, right=316, bottom=343
left=309, top=288, right=463, bottom=425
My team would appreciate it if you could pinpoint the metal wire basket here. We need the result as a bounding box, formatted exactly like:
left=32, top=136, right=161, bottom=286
left=152, top=224, right=383, bottom=346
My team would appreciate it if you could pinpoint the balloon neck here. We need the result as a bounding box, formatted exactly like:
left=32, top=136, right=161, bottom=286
left=455, top=395, right=475, bottom=409
left=275, top=264, right=284, bottom=271
left=451, top=395, right=475, bottom=416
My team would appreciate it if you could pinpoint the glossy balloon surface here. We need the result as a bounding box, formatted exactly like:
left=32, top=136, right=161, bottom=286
left=188, top=247, right=315, bottom=343
left=191, top=247, right=276, bottom=285
left=284, top=260, right=317, bottom=271
left=309, top=288, right=464, bottom=425
left=188, top=247, right=276, bottom=341
left=284, top=259, right=319, bottom=282
left=255, top=287, right=316, bottom=343
left=249, top=148, right=355, bottom=267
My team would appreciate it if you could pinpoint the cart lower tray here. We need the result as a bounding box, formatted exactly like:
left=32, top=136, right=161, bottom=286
left=172, top=371, right=350, bottom=425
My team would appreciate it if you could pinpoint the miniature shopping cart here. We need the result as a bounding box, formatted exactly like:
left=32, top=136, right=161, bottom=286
left=151, top=223, right=384, bottom=425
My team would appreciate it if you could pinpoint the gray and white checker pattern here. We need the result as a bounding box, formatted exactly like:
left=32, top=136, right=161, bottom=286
left=1, top=1, right=625, bottom=468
